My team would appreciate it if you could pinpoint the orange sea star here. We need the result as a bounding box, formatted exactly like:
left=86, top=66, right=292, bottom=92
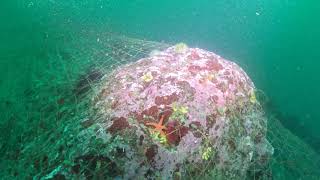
left=146, top=115, right=167, bottom=136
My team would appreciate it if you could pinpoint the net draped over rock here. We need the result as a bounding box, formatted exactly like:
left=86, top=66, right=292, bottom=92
left=91, top=44, right=274, bottom=179
left=2, top=30, right=320, bottom=179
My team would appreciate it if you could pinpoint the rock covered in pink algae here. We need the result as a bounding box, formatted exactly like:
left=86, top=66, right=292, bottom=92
left=92, top=43, right=273, bottom=179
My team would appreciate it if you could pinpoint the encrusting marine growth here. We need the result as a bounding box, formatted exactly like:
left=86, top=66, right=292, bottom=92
left=85, top=43, right=274, bottom=179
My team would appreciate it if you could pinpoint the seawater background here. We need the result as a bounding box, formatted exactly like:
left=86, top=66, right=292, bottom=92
left=1, top=0, right=320, bottom=170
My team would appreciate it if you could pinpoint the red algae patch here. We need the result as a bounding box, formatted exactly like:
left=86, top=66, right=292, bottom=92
left=155, top=93, right=179, bottom=106
left=107, top=117, right=130, bottom=135
left=165, top=121, right=189, bottom=146
left=145, top=145, right=158, bottom=162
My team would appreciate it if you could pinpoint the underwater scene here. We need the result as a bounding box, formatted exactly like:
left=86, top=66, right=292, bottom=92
left=1, top=0, right=320, bottom=179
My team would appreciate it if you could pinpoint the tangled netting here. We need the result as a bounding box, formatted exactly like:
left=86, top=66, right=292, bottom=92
left=1, top=30, right=320, bottom=180
left=92, top=43, right=273, bottom=179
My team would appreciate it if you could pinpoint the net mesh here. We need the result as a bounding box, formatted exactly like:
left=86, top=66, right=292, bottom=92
left=1, top=28, right=320, bottom=180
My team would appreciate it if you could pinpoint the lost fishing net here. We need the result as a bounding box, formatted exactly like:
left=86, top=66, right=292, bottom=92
left=1, top=29, right=320, bottom=180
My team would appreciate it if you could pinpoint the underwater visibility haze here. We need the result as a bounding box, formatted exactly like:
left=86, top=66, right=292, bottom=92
left=1, top=0, right=320, bottom=179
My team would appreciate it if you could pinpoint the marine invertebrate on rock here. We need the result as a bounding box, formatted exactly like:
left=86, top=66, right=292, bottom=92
left=141, top=71, right=153, bottom=82
left=93, top=44, right=273, bottom=179
left=145, top=115, right=167, bottom=136
left=174, top=42, right=188, bottom=54
left=201, top=147, right=214, bottom=161
left=150, top=131, right=167, bottom=144
left=171, top=103, right=188, bottom=123
left=249, top=89, right=258, bottom=104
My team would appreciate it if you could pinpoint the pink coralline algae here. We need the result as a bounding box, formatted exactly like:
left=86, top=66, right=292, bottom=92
left=92, top=44, right=273, bottom=179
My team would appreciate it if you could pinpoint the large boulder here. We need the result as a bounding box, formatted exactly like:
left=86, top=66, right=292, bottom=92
left=91, top=43, right=273, bottom=179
